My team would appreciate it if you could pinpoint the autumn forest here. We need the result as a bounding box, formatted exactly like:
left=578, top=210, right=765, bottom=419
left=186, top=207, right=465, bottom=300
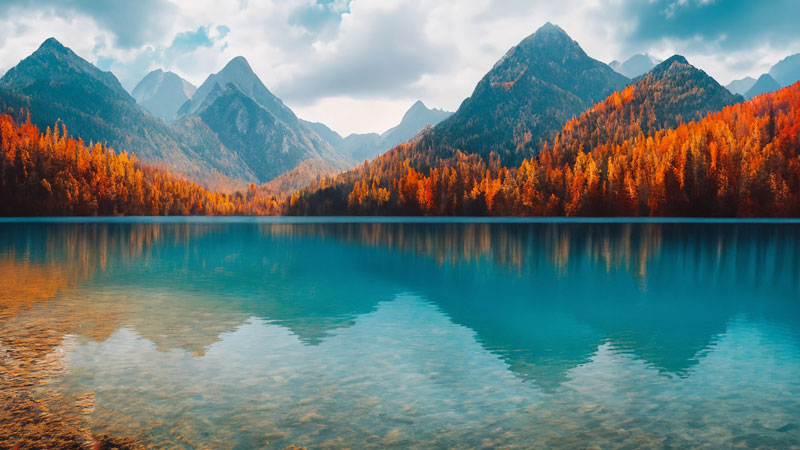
left=3, top=83, right=800, bottom=217
left=0, top=114, right=281, bottom=216
left=289, top=78, right=800, bottom=217
left=1, top=28, right=800, bottom=217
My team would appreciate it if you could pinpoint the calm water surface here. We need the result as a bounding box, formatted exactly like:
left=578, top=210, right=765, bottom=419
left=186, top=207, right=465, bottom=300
left=1, top=219, right=799, bottom=449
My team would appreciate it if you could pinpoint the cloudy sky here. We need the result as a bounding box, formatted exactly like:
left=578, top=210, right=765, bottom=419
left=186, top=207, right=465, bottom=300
left=0, top=0, right=797, bottom=135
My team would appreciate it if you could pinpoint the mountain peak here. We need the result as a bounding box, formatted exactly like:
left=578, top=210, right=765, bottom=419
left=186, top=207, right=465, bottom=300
left=521, top=22, right=572, bottom=46
left=1, top=36, right=128, bottom=100
left=646, top=55, right=692, bottom=79
left=609, top=53, right=661, bottom=78
left=438, top=23, right=627, bottom=164
left=726, top=76, right=757, bottom=95
left=756, top=73, right=776, bottom=82
left=408, top=100, right=428, bottom=113
left=133, top=69, right=196, bottom=122
left=537, top=22, right=564, bottom=34
left=662, top=54, right=689, bottom=66
left=745, top=73, right=782, bottom=100
left=769, top=53, right=800, bottom=87
left=38, top=37, right=67, bottom=52
left=178, top=55, right=298, bottom=126
left=223, top=56, right=253, bottom=73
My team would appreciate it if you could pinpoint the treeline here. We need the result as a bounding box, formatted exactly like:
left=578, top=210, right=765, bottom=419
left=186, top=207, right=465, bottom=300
left=288, top=83, right=800, bottom=217
left=0, top=113, right=280, bottom=216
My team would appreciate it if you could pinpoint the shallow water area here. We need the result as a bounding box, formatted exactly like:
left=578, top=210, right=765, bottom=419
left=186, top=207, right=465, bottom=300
left=1, top=218, right=799, bottom=449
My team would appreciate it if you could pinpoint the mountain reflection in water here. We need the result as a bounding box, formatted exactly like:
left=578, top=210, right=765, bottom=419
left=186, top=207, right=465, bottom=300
left=1, top=220, right=798, bottom=449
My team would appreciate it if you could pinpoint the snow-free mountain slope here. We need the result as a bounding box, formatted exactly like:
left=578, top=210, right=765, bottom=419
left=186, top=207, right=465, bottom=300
left=132, top=69, right=196, bottom=122
left=726, top=77, right=757, bottom=95
left=609, top=53, right=660, bottom=78
left=336, top=101, right=453, bottom=162
left=0, top=38, right=225, bottom=182
left=745, top=73, right=782, bottom=100
left=769, top=53, right=800, bottom=87
left=380, top=101, right=452, bottom=150
left=178, top=57, right=349, bottom=183
left=432, top=22, right=630, bottom=165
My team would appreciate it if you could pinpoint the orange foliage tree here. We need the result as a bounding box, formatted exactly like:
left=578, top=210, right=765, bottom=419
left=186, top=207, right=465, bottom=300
left=0, top=113, right=280, bottom=216
left=288, top=83, right=800, bottom=217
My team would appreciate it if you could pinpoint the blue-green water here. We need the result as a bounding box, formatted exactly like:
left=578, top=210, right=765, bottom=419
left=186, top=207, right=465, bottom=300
left=1, top=219, right=799, bottom=449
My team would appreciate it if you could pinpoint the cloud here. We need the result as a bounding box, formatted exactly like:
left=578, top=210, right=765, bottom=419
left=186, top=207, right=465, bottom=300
left=277, top=1, right=458, bottom=104
left=0, top=0, right=176, bottom=48
left=621, top=0, right=800, bottom=51
left=289, top=0, right=351, bottom=36
left=0, top=9, right=111, bottom=78
left=0, top=0, right=796, bottom=135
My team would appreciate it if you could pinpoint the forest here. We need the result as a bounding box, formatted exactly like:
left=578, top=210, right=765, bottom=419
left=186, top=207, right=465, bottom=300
left=287, top=83, right=800, bottom=217
left=2, top=82, right=799, bottom=217
left=0, top=113, right=280, bottom=216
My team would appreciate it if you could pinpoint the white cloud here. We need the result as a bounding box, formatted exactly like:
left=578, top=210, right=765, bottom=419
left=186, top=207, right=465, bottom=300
left=0, top=11, right=111, bottom=76
left=0, top=0, right=796, bottom=135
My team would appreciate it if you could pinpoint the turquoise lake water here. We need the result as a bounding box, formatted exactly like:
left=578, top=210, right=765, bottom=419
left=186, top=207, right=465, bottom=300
left=1, top=219, right=799, bottom=448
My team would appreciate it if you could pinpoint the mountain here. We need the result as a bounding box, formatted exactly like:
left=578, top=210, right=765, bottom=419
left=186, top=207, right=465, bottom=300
left=335, top=101, right=453, bottom=162
left=726, top=77, right=757, bottom=95
left=286, top=54, right=743, bottom=216
left=177, top=56, right=295, bottom=125
left=301, top=120, right=343, bottom=147
left=379, top=101, right=452, bottom=152
left=724, top=53, right=800, bottom=97
left=432, top=22, right=630, bottom=166
left=0, top=113, right=279, bottom=216
left=609, top=53, right=661, bottom=78
left=290, top=62, right=797, bottom=216
left=744, top=73, right=782, bottom=100
left=132, top=69, right=196, bottom=122
left=286, top=23, right=632, bottom=214
left=177, top=56, right=349, bottom=184
left=0, top=38, right=344, bottom=191
left=769, top=53, right=800, bottom=87
left=300, top=101, right=452, bottom=163
left=337, top=133, right=381, bottom=162
left=633, top=55, right=742, bottom=125
left=547, top=55, right=743, bottom=167
left=0, top=38, right=230, bottom=183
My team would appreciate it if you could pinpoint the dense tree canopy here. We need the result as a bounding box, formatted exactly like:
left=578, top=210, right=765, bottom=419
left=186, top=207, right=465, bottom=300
left=288, top=82, right=800, bottom=217
left=0, top=113, right=280, bottom=216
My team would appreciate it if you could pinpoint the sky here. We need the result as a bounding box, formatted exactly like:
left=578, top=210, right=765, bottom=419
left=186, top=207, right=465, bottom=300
left=0, top=0, right=798, bottom=136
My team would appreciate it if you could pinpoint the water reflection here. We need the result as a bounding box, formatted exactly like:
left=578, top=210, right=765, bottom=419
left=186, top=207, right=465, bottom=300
left=1, top=220, right=799, bottom=448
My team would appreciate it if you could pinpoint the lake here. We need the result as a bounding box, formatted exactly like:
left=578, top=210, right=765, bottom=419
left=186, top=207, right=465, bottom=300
left=1, top=218, right=799, bottom=449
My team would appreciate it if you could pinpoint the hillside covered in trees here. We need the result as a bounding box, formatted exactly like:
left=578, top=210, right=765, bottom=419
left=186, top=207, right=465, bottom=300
left=0, top=113, right=279, bottom=216
left=287, top=81, right=800, bottom=217
left=2, top=26, right=798, bottom=218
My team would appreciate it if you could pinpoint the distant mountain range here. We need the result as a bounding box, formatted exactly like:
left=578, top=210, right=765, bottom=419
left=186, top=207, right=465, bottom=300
left=726, top=52, right=800, bottom=99
left=769, top=53, right=800, bottom=87
left=132, top=69, right=196, bottom=122
left=0, top=27, right=785, bottom=209
left=0, top=38, right=456, bottom=193
left=609, top=53, right=661, bottom=78
left=0, top=38, right=229, bottom=184
left=725, top=77, right=756, bottom=96
left=2, top=23, right=796, bottom=217
left=745, top=73, right=782, bottom=100
left=305, top=100, right=453, bottom=162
